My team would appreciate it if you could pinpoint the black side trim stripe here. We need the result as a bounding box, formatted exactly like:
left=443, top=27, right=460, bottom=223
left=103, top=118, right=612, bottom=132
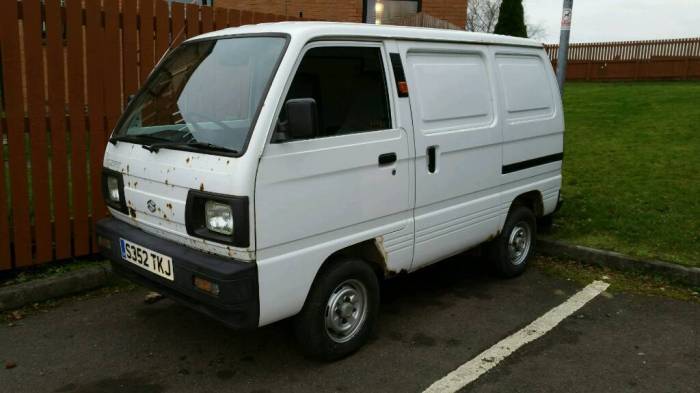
left=502, top=152, right=563, bottom=174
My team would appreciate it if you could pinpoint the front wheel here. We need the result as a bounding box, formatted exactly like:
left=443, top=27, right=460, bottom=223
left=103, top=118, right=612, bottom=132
left=293, top=257, right=379, bottom=361
left=487, top=205, right=536, bottom=277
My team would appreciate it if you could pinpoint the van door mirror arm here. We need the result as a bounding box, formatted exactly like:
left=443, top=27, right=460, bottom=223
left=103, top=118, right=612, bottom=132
left=271, top=120, right=290, bottom=143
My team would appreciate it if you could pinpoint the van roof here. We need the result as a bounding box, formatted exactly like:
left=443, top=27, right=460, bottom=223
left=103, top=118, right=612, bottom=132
left=191, top=21, right=543, bottom=48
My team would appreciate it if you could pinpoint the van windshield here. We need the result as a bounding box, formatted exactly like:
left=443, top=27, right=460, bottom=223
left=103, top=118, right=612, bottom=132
left=113, top=36, right=287, bottom=155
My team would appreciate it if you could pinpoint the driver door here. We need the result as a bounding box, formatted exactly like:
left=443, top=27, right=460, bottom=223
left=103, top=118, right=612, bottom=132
left=255, top=41, right=414, bottom=276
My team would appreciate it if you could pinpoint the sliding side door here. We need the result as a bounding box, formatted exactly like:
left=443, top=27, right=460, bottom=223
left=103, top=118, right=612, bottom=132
left=398, top=41, right=504, bottom=270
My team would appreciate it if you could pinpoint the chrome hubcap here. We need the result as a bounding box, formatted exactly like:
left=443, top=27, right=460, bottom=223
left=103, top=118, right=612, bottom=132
left=325, top=279, right=368, bottom=343
left=508, top=222, right=531, bottom=265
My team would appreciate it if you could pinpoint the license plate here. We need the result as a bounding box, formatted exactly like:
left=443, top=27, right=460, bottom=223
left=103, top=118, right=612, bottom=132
left=119, top=238, right=174, bottom=281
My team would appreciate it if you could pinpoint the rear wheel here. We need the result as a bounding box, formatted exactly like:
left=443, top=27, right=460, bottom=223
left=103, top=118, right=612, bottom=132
left=488, top=205, right=536, bottom=277
left=293, top=257, right=379, bottom=361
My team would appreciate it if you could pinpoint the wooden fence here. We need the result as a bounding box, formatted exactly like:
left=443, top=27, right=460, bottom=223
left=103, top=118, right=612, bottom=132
left=544, top=38, right=700, bottom=81
left=0, top=0, right=294, bottom=271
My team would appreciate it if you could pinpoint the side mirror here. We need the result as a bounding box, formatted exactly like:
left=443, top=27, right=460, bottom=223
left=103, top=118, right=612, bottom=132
left=285, top=98, right=318, bottom=140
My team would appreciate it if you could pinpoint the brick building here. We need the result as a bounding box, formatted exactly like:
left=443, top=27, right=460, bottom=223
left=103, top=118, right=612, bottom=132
left=212, top=0, right=467, bottom=29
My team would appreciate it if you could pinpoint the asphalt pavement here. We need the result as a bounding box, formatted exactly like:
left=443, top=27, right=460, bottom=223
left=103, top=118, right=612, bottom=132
left=1, top=255, right=698, bottom=393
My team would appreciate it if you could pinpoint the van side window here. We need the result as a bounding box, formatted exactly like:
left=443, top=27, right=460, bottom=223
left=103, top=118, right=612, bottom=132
left=275, top=46, right=392, bottom=141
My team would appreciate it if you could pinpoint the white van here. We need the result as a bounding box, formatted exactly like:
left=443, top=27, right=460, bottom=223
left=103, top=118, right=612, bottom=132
left=97, top=22, right=563, bottom=360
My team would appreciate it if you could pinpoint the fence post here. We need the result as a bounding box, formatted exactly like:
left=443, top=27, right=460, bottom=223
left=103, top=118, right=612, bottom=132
left=585, top=45, right=592, bottom=81
left=633, top=42, right=641, bottom=80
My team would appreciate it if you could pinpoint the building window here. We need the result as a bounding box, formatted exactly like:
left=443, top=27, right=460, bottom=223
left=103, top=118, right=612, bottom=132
left=364, top=0, right=421, bottom=25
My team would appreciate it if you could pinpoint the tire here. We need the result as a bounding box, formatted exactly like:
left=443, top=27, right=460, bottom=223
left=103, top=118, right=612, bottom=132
left=293, top=257, right=380, bottom=361
left=488, top=205, right=537, bottom=278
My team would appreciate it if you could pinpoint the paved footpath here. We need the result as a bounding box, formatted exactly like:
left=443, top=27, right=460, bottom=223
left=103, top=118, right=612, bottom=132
left=1, top=256, right=698, bottom=393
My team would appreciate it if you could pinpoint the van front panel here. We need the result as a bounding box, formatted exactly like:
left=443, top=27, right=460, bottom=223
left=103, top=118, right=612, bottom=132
left=102, top=35, right=290, bottom=259
left=103, top=143, right=254, bottom=259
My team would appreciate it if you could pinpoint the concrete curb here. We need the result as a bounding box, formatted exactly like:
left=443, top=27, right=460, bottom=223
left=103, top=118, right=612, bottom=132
left=0, top=263, right=115, bottom=312
left=537, top=238, right=700, bottom=286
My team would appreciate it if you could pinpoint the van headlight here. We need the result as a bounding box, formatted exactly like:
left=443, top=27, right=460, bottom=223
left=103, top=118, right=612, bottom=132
left=107, top=176, right=121, bottom=202
left=102, top=168, right=127, bottom=213
left=186, top=190, right=249, bottom=247
left=205, top=200, right=234, bottom=235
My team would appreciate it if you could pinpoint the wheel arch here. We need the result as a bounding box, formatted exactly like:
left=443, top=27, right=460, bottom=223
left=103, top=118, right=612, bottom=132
left=299, top=238, right=389, bottom=313
left=319, top=238, right=389, bottom=282
left=510, top=190, right=544, bottom=218
left=257, top=235, right=392, bottom=327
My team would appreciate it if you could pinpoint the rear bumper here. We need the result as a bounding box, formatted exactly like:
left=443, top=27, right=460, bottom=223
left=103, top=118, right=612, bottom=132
left=95, top=218, right=259, bottom=329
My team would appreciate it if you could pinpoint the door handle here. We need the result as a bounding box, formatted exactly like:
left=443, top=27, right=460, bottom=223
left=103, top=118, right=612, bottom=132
left=378, top=152, right=397, bottom=166
left=427, top=146, right=437, bottom=173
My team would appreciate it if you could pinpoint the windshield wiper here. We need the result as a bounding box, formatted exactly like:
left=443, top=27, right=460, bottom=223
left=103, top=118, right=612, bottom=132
left=142, top=140, right=238, bottom=155
left=109, top=134, right=170, bottom=145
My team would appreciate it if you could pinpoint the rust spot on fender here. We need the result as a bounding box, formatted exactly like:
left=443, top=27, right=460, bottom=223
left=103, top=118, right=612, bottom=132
left=375, top=236, right=388, bottom=264
left=165, top=179, right=169, bottom=186
left=186, top=157, right=191, bottom=164
left=166, top=203, right=173, bottom=210
left=199, top=183, right=205, bottom=191
left=352, top=237, right=391, bottom=277
left=133, top=181, right=138, bottom=187
left=129, top=208, right=137, bottom=218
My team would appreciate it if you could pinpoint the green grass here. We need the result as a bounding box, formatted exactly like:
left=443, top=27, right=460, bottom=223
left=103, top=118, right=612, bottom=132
left=547, top=82, right=700, bottom=267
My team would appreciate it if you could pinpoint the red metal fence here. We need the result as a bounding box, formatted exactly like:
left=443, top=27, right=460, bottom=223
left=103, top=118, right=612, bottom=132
left=544, top=38, right=700, bottom=80
left=0, top=0, right=294, bottom=271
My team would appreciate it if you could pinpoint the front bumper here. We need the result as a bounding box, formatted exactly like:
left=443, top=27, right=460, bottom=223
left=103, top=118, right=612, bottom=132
left=96, top=218, right=259, bottom=329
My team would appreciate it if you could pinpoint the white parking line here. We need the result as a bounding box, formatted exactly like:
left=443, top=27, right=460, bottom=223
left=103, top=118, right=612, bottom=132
left=423, top=280, right=610, bottom=393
